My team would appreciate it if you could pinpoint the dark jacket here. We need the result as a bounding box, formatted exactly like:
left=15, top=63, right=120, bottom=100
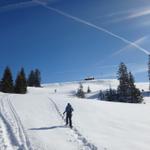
left=63, top=103, right=74, bottom=115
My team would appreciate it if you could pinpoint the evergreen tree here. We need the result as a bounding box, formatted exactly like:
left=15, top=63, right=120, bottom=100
left=117, top=62, right=130, bottom=102
left=117, top=63, right=143, bottom=103
left=1, top=66, right=14, bottom=93
left=27, top=69, right=41, bottom=87
left=87, top=86, right=91, bottom=93
left=98, top=90, right=105, bottom=100
left=15, top=68, right=27, bottom=94
left=105, top=88, right=118, bottom=101
left=76, top=83, right=85, bottom=98
left=79, top=83, right=83, bottom=89
left=34, top=69, right=41, bottom=87
left=128, top=72, right=143, bottom=103
left=27, top=70, right=35, bottom=86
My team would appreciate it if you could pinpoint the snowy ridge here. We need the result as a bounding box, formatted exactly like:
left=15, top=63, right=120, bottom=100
left=44, top=79, right=118, bottom=87
left=0, top=94, right=32, bottom=150
left=44, top=79, right=119, bottom=97
left=49, top=97, right=98, bottom=150
left=44, top=79, right=149, bottom=92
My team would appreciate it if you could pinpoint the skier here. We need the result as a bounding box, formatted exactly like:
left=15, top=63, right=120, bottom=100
left=63, top=103, right=74, bottom=128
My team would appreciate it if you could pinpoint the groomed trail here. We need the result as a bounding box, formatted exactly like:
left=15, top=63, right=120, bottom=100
left=0, top=90, right=99, bottom=150
left=49, top=97, right=98, bottom=150
left=0, top=94, right=32, bottom=150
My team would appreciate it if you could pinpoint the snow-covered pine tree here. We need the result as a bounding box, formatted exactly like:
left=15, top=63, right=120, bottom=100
left=128, top=72, right=143, bottom=103
left=79, top=83, right=83, bottom=89
left=87, top=86, right=91, bottom=93
left=1, top=66, right=14, bottom=93
left=76, top=83, right=85, bottom=98
left=117, top=62, right=130, bottom=102
left=98, top=90, right=105, bottom=100
left=117, top=63, right=143, bottom=103
left=105, top=88, right=117, bottom=101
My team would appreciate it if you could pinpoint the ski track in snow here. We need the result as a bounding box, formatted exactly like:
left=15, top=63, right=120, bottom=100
left=48, top=97, right=98, bottom=150
left=0, top=94, right=32, bottom=150
left=0, top=116, right=8, bottom=150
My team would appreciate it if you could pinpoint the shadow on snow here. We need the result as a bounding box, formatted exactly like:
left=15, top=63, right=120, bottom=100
left=29, top=125, right=66, bottom=130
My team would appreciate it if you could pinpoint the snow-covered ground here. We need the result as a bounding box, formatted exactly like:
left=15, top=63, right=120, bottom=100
left=0, top=79, right=150, bottom=150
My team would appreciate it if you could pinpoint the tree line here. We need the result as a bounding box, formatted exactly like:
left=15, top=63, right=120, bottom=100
left=76, top=62, right=143, bottom=103
left=76, top=84, right=91, bottom=98
left=99, top=62, right=143, bottom=103
left=0, top=67, right=41, bottom=94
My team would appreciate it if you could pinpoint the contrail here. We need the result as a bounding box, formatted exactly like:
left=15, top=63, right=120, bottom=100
left=112, top=36, right=148, bottom=57
left=34, top=0, right=150, bottom=55
left=93, top=36, right=148, bottom=68
left=0, top=1, right=38, bottom=12
left=101, top=6, right=150, bottom=24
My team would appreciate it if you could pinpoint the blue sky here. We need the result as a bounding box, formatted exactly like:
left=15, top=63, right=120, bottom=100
left=0, top=0, right=150, bottom=83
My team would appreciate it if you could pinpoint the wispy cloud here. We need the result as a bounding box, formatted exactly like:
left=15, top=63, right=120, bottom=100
left=112, top=36, right=148, bottom=57
left=129, top=63, right=148, bottom=75
left=98, top=63, right=148, bottom=78
left=95, top=62, right=143, bottom=79
left=103, top=7, right=150, bottom=24
left=92, top=8, right=137, bottom=22
left=1, top=0, right=149, bottom=56
left=32, top=0, right=61, bottom=5
left=34, top=0, right=150, bottom=56
left=0, top=0, right=60, bottom=13
left=0, top=1, right=38, bottom=12
left=128, top=8, right=150, bottom=19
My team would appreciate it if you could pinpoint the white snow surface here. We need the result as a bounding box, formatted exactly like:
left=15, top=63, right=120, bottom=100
left=0, top=79, right=150, bottom=150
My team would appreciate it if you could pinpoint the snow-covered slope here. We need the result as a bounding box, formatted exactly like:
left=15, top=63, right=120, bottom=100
left=0, top=79, right=150, bottom=150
